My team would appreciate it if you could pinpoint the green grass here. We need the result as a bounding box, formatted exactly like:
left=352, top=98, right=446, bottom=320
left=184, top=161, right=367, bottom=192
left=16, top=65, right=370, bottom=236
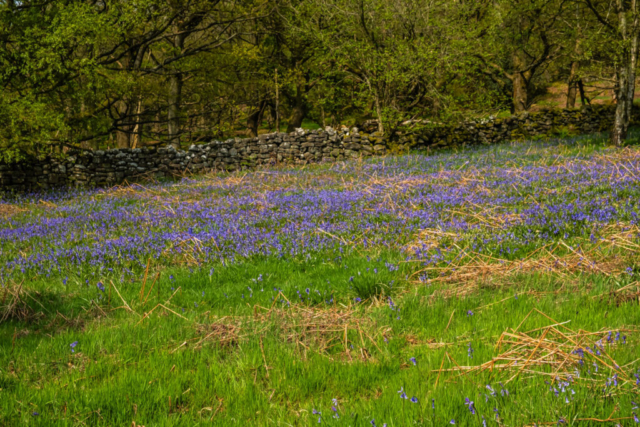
left=1, top=136, right=640, bottom=426
left=1, top=249, right=639, bottom=426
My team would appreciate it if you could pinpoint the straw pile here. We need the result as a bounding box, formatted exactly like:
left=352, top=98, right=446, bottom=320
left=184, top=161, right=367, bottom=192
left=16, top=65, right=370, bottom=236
left=436, top=309, right=638, bottom=389
left=187, top=302, right=390, bottom=362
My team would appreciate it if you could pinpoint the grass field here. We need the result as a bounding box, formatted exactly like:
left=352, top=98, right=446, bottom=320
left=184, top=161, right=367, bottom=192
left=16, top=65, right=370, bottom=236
left=1, top=135, right=640, bottom=426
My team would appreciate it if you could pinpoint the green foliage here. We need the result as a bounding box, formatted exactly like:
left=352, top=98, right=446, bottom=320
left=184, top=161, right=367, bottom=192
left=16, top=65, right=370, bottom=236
left=0, top=0, right=635, bottom=159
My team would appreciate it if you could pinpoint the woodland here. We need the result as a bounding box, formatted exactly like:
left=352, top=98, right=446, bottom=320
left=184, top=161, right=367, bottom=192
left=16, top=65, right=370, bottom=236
left=1, top=0, right=639, bottom=161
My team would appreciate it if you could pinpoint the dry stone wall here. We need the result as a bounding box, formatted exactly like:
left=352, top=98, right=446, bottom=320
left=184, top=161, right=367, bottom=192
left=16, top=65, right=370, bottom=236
left=0, top=128, right=386, bottom=192
left=394, top=104, right=639, bottom=151
left=0, top=104, right=634, bottom=192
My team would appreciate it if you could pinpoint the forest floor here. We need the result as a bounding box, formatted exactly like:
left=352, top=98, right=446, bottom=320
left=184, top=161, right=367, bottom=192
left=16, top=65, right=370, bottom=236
left=1, top=134, right=640, bottom=426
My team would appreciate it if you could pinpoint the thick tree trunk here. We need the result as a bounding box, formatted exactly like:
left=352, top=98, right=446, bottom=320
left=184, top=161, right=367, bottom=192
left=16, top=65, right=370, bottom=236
left=511, top=50, right=530, bottom=113
left=611, top=3, right=639, bottom=146
left=612, top=64, right=636, bottom=145
left=116, top=131, right=130, bottom=149
left=116, top=100, right=131, bottom=149
left=286, top=106, right=306, bottom=133
left=512, top=72, right=528, bottom=113
left=286, top=85, right=307, bottom=133
left=247, top=100, right=267, bottom=137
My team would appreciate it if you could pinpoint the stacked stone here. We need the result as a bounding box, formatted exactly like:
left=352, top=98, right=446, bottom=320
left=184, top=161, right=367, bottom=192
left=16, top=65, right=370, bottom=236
left=0, top=104, right=636, bottom=193
left=392, top=104, right=636, bottom=151
left=0, top=128, right=383, bottom=192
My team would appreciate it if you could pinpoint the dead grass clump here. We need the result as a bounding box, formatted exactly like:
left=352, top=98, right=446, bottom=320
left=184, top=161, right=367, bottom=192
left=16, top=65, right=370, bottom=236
left=257, top=304, right=390, bottom=362
left=0, top=203, right=25, bottom=218
left=0, top=284, right=44, bottom=324
left=194, top=321, right=242, bottom=349
left=95, top=182, right=168, bottom=201
left=410, top=224, right=640, bottom=296
left=188, top=303, right=391, bottom=362
left=596, top=281, right=640, bottom=307
left=436, top=309, right=639, bottom=388
left=402, top=333, right=448, bottom=349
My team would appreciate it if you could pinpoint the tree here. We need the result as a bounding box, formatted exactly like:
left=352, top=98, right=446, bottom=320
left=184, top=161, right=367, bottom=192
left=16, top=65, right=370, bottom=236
left=466, top=0, right=569, bottom=113
left=0, top=0, right=262, bottom=159
left=584, top=0, right=640, bottom=145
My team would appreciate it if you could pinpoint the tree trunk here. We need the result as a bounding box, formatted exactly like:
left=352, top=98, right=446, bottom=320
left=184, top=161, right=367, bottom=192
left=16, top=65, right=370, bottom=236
left=167, top=32, right=186, bottom=148
left=512, top=72, right=528, bottom=113
left=611, top=2, right=639, bottom=146
left=116, top=100, right=131, bottom=149
left=512, top=52, right=529, bottom=113
left=247, top=100, right=267, bottom=137
left=577, top=80, right=589, bottom=106
left=286, top=85, right=307, bottom=132
left=131, top=97, right=143, bottom=149
left=80, top=100, right=98, bottom=150
left=167, top=73, right=183, bottom=147
left=611, top=63, right=637, bottom=145
left=566, top=61, right=579, bottom=109
left=364, top=76, right=384, bottom=133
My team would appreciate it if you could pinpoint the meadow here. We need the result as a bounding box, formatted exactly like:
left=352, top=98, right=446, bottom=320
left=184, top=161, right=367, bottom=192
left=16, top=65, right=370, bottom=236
left=1, top=134, right=639, bottom=426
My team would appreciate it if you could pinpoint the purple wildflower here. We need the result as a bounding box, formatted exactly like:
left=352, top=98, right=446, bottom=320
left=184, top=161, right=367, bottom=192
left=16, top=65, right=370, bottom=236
left=465, top=398, right=476, bottom=414
left=499, top=382, right=508, bottom=396
left=397, top=386, right=408, bottom=399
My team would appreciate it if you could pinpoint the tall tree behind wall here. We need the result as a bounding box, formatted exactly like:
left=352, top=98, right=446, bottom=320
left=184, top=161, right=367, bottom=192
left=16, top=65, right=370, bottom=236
left=465, top=0, right=570, bottom=113
left=584, top=0, right=640, bottom=146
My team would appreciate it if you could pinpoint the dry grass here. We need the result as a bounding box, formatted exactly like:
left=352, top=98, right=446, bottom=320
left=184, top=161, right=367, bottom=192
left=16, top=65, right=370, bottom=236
left=0, top=203, right=25, bottom=218
left=194, top=321, right=242, bottom=349
left=262, top=304, right=389, bottom=361
left=186, top=303, right=391, bottom=362
left=435, top=309, right=639, bottom=390
left=408, top=224, right=640, bottom=297
left=0, top=284, right=45, bottom=324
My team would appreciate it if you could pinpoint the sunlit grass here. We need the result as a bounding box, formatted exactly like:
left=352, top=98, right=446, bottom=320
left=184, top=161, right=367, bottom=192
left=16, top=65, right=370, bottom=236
left=1, top=135, right=639, bottom=426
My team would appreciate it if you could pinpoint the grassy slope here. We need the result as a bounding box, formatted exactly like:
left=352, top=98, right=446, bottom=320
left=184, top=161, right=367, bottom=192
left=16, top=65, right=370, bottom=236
left=1, top=137, right=640, bottom=426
